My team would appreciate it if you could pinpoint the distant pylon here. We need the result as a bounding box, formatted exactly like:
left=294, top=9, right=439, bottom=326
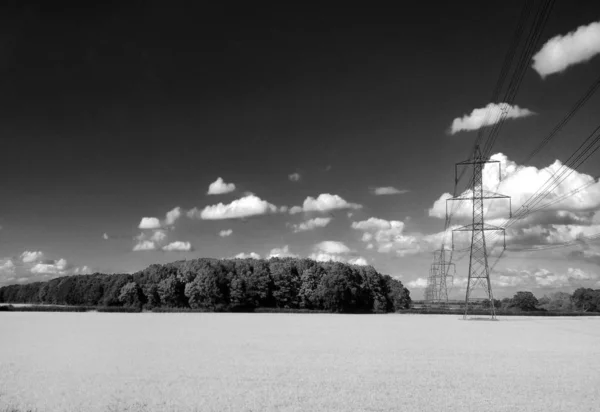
left=447, top=146, right=511, bottom=320
left=424, top=248, right=455, bottom=306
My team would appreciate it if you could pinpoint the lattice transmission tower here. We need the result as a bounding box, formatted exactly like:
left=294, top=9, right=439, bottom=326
left=447, top=146, right=511, bottom=320
left=424, top=248, right=455, bottom=306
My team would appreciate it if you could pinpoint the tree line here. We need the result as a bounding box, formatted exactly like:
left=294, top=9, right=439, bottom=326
left=0, top=258, right=411, bottom=313
left=481, top=289, right=600, bottom=312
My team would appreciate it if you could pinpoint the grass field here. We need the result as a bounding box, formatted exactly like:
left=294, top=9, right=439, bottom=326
left=1, top=313, right=599, bottom=412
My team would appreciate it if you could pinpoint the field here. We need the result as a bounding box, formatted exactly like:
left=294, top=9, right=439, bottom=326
left=1, top=313, right=599, bottom=412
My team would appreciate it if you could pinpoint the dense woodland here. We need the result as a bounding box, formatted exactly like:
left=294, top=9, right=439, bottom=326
left=0, top=258, right=411, bottom=313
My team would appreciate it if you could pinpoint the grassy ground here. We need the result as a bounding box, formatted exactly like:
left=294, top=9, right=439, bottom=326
left=1, top=313, right=599, bottom=412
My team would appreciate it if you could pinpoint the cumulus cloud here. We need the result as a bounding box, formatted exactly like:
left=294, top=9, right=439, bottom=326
left=289, top=173, right=301, bottom=182
left=20, top=251, right=44, bottom=263
left=138, top=217, right=161, bottom=230
left=189, top=195, right=279, bottom=220
left=352, top=218, right=421, bottom=256
left=133, top=240, right=157, bottom=251
left=428, top=153, right=600, bottom=248
left=150, top=230, right=167, bottom=243
left=307, top=241, right=368, bottom=265
left=164, top=207, right=182, bottom=226
left=371, top=187, right=409, bottom=195
left=234, top=252, right=261, bottom=259
left=162, top=241, right=193, bottom=252
left=408, top=278, right=428, bottom=289
left=267, top=245, right=299, bottom=259
left=72, top=266, right=92, bottom=275
left=315, top=241, right=351, bottom=254
left=30, top=258, right=68, bottom=275
left=219, top=229, right=233, bottom=237
left=532, top=20, right=600, bottom=77
left=449, top=103, right=534, bottom=134
left=290, top=217, right=332, bottom=233
left=290, top=193, right=362, bottom=214
left=207, top=177, right=236, bottom=195
left=0, top=259, right=15, bottom=276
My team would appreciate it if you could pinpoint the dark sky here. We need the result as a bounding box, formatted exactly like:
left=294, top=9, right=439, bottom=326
left=1, top=1, right=600, bottom=297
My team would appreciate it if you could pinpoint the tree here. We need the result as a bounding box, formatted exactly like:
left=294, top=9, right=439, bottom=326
left=510, top=291, right=539, bottom=311
left=118, top=282, right=145, bottom=309
left=158, top=276, right=187, bottom=307
left=539, top=291, right=573, bottom=312
left=571, top=288, right=600, bottom=312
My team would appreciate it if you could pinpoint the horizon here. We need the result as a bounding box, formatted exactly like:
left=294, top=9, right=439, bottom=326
left=1, top=1, right=600, bottom=300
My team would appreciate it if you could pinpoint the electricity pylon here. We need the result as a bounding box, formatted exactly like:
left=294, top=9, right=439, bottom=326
left=447, top=146, right=511, bottom=320
left=424, top=248, right=455, bottom=306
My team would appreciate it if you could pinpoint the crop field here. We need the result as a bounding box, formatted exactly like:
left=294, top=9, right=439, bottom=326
left=1, top=313, right=599, bottom=412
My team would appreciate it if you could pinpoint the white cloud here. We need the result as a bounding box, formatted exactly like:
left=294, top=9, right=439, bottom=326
left=150, top=230, right=167, bottom=243
left=351, top=218, right=421, bottom=256
left=348, top=257, right=368, bottom=266
left=102, top=233, right=109, bottom=240
left=219, top=229, right=233, bottom=237
left=428, top=153, right=600, bottom=249
left=308, top=241, right=367, bottom=265
left=267, top=245, right=298, bottom=259
left=164, top=207, right=182, bottom=226
left=532, top=20, right=600, bottom=77
left=309, top=252, right=347, bottom=263
left=20, top=251, right=44, bottom=263
left=133, top=240, right=157, bottom=251
left=408, top=278, right=428, bottom=289
left=72, top=266, right=92, bottom=275
left=30, top=258, right=68, bottom=275
left=290, top=193, right=362, bottom=214
left=234, top=252, right=261, bottom=259
left=449, top=103, right=534, bottom=134
left=0, top=259, right=15, bottom=276
left=138, top=217, right=161, bottom=230
left=315, top=241, right=351, bottom=255
left=291, top=217, right=332, bottom=233
left=162, top=241, right=193, bottom=252
left=190, top=195, right=279, bottom=220
left=207, top=177, right=236, bottom=195
left=289, top=173, right=301, bottom=182
left=371, top=187, right=409, bottom=195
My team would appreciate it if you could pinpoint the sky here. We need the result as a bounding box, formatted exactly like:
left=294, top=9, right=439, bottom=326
left=1, top=1, right=600, bottom=299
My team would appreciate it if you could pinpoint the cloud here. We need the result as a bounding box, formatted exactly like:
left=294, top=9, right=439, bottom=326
left=30, top=258, right=68, bottom=275
left=133, top=240, right=157, bottom=251
left=532, top=20, right=600, bottom=77
left=164, top=207, right=182, bottom=226
left=72, top=266, right=92, bottom=275
left=428, top=153, right=600, bottom=248
left=0, top=259, right=15, bottom=276
left=102, top=233, right=109, bottom=240
left=150, top=230, right=167, bottom=243
left=315, top=241, right=351, bottom=254
left=20, top=251, right=44, bottom=263
left=371, top=187, right=409, bottom=195
left=449, top=103, right=534, bottom=134
left=267, top=245, right=299, bottom=258
left=289, top=173, right=301, bottom=182
left=138, top=217, right=161, bottom=230
left=207, top=177, right=236, bottom=195
left=234, top=252, right=261, bottom=259
left=408, top=278, right=428, bottom=289
left=351, top=218, right=421, bottom=256
left=190, top=195, right=279, bottom=220
left=290, top=193, right=362, bottom=214
left=219, top=229, right=233, bottom=237
left=162, top=241, right=193, bottom=252
left=348, top=257, right=368, bottom=266
left=290, top=217, right=332, bottom=233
